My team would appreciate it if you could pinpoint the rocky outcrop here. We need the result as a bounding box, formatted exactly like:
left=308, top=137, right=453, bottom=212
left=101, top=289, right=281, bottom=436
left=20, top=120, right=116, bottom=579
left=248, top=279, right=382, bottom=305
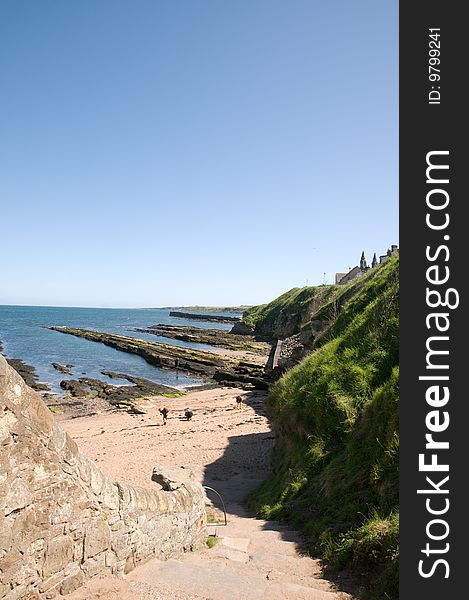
left=4, top=358, right=49, bottom=392
left=51, top=364, right=74, bottom=375
left=48, top=327, right=231, bottom=378
left=136, top=325, right=269, bottom=354
left=161, top=305, right=249, bottom=314
left=230, top=322, right=255, bottom=336
left=0, top=356, right=207, bottom=599
left=169, top=311, right=241, bottom=323
left=49, top=327, right=271, bottom=392
left=59, top=372, right=179, bottom=409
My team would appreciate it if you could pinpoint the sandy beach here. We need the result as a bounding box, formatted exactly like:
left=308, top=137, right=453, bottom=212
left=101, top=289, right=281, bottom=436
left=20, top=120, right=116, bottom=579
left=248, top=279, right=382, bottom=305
left=59, top=386, right=274, bottom=491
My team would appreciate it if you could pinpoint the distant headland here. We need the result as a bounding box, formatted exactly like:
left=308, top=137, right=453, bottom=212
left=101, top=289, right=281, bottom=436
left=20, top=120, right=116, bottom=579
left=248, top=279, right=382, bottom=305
left=141, top=305, right=251, bottom=314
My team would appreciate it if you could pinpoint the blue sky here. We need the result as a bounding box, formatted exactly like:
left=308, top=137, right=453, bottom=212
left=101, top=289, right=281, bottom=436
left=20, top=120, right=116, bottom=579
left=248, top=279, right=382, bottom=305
left=0, top=0, right=398, bottom=307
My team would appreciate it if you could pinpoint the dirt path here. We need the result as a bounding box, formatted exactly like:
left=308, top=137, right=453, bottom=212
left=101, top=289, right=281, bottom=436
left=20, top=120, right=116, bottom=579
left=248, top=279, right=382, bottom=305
left=61, top=387, right=354, bottom=600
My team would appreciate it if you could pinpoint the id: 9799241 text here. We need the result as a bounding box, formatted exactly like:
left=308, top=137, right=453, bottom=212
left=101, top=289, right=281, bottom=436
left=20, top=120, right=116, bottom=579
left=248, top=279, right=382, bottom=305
left=428, top=28, right=441, bottom=105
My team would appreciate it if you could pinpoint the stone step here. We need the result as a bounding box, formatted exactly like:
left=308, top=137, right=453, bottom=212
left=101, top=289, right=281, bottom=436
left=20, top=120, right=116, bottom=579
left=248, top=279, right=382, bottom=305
left=128, top=558, right=347, bottom=600
left=196, top=529, right=336, bottom=591
left=187, top=548, right=336, bottom=594
left=219, top=535, right=251, bottom=553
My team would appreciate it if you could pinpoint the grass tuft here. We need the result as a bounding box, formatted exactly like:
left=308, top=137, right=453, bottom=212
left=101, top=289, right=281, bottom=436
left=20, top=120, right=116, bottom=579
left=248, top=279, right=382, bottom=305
left=206, top=535, right=220, bottom=549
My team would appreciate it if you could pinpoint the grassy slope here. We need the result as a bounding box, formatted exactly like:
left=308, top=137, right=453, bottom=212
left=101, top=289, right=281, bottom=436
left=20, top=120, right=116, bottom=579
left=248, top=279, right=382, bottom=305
left=247, top=256, right=399, bottom=599
left=243, top=285, right=337, bottom=338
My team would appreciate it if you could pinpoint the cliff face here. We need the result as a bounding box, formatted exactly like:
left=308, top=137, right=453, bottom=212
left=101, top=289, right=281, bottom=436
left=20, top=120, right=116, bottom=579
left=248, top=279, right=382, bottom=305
left=247, top=256, right=399, bottom=600
left=0, top=356, right=206, bottom=600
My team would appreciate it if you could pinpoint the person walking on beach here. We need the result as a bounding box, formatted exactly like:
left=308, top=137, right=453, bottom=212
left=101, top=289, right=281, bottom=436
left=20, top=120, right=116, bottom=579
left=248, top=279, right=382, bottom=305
left=159, top=407, right=169, bottom=425
left=236, top=395, right=243, bottom=409
left=184, top=407, right=193, bottom=420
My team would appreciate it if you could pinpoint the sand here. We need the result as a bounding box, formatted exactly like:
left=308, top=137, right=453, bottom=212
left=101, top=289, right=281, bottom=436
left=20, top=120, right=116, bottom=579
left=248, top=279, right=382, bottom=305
left=60, top=386, right=274, bottom=491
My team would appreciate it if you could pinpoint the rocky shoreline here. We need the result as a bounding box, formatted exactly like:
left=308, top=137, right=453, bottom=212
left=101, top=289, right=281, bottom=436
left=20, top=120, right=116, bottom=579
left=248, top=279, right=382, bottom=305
left=4, top=358, right=50, bottom=392
left=52, top=371, right=183, bottom=417
left=0, top=324, right=272, bottom=419
left=49, top=326, right=271, bottom=391
left=134, top=324, right=270, bottom=354
left=1, top=339, right=50, bottom=391
left=157, top=305, right=250, bottom=314
left=169, top=311, right=241, bottom=323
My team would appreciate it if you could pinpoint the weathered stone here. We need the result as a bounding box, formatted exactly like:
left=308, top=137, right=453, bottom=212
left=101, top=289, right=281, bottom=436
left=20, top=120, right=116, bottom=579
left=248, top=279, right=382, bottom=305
left=0, top=355, right=207, bottom=598
left=43, top=536, right=73, bottom=576
left=60, top=568, right=85, bottom=594
left=3, top=583, right=28, bottom=600
left=110, top=534, right=131, bottom=561
left=84, top=520, right=111, bottom=558
left=0, top=515, right=14, bottom=550
left=0, top=408, right=17, bottom=444
left=124, top=552, right=135, bottom=574
left=48, top=424, right=66, bottom=453
left=27, top=394, right=54, bottom=437
left=25, top=538, right=45, bottom=557
left=0, top=584, right=12, bottom=599
left=38, top=573, right=63, bottom=593
left=82, top=552, right=106, bottom=577
left=105, top=549, right=117, bottom=569
left=151, top=469, right=181, bottom=491
left=0, top=552, right=23, bottom=580
left=20, top=591, right=42, bottom=600
left=13, top=562, right=39, bottom=587
left=4, top=479, right=32, bottom=515
left=76, top=455, right=92, bottom=484
left=62, top=435, right=78, bottom=465
left=101, top=480, right=119, bottom=510
left=89, top=464, right=105, bottom=496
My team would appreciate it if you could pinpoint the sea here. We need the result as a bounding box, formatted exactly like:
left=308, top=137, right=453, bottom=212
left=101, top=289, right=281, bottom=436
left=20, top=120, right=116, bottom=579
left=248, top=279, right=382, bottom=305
left=0, top=305, right=239, bottom=393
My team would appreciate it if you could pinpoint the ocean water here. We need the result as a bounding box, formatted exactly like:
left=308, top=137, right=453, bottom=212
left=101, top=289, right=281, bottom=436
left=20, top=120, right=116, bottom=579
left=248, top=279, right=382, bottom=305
left=0, top=305, right=239, bottom=393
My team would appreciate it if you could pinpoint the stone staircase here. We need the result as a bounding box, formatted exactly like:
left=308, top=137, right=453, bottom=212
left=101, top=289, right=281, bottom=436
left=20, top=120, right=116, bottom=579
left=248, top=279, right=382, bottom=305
left=131, top=518, right=350, bottom=599
left=65, top=475, right=354, bottom=600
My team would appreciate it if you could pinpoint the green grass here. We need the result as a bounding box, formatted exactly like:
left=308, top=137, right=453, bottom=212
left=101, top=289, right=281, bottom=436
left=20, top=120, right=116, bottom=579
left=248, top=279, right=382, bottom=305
left=159, top=392, right=186, bottom=398
left=206, top=535, right=220, bottom=549
left=48, top=405, right=62, bottom=414
left=246, top=256, right=399, bottom=599
left=242, top=285, right=337, bottom=338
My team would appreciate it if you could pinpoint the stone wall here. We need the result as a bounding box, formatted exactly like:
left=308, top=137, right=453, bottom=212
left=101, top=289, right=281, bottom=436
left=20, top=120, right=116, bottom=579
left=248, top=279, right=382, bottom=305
left=0, top=356, right=207, bottom=600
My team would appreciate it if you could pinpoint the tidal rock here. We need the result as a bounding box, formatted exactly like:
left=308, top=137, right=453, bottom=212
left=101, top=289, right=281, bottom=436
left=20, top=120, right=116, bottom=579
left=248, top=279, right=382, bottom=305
left=169, top=311, right=241, bottom=323
left=136, top=325, right=269, bottom=354
left=52, top=363, right=74, bottom=374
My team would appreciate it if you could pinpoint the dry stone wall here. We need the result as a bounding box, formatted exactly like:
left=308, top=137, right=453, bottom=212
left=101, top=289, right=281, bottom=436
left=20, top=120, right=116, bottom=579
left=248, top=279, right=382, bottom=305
left=0, top=356, right=207, bottom=600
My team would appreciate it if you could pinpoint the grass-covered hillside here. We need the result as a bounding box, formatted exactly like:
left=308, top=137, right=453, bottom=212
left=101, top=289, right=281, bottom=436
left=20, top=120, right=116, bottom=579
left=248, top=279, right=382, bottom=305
left=242, top=285, right=338, bottom=339
left=247, top=256, right=399, bottom=599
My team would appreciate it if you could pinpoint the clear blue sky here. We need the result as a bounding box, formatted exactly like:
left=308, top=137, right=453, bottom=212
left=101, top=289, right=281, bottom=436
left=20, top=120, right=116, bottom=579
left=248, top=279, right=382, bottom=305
left=0, top=0, right=398, bottom=308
